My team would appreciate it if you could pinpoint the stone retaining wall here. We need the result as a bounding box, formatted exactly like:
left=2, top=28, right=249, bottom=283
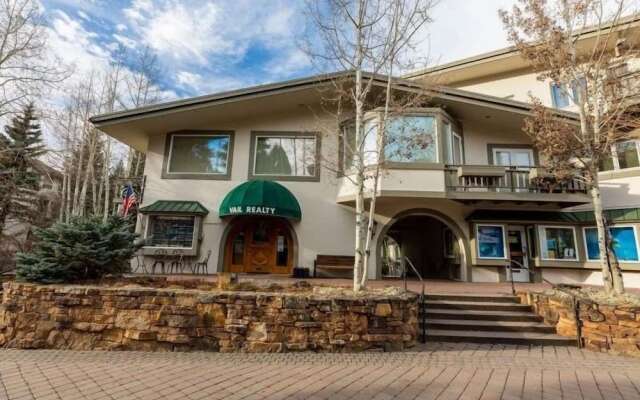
left=519, top=291, right=640, bottom=356
left=0, top=282, right=418, bottom=352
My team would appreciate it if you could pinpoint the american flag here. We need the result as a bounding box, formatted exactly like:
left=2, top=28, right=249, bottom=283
left=121, top=184, right=137, bottom=217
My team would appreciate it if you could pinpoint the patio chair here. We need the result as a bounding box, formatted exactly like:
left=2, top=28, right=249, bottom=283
left=192, top=250, right=211, bottom=275
left=133, top=251, right=148, bottom=274
left=151, top=249, right=168, bottom=274
left=169, top=250, right=184, bottom=274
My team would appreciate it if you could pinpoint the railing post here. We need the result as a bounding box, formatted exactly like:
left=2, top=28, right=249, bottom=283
left=574, top=298, right=583, bottom=348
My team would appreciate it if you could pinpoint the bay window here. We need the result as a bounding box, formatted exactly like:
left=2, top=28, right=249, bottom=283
left=539, top=226, right=578, bottom=261
left=384, top=115, right=438, bottom=163
left=147, top=216, right=196, bottom=248
left=584, top=225, right=639, bottom=262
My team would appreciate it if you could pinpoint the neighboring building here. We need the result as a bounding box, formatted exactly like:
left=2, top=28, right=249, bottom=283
left=91, top=17, right=640, bottom=287
left=1, top=160, right=62, bottom=271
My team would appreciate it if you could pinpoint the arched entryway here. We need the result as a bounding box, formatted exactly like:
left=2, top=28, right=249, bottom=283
left=217, top=180, right=302, bottom=275
left=223, top=216, right=295, bottom=274
left=377, top=209, right=469, bottom=281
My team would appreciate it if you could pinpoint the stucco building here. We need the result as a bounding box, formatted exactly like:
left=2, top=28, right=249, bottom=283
left=91, top=16, right=640, bottom=287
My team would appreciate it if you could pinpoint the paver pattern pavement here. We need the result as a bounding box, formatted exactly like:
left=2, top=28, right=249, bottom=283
left=0, top=342, right=639, bottom=400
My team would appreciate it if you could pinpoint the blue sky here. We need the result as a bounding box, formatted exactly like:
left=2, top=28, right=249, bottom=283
left=40, top=0, right=519, bottom=101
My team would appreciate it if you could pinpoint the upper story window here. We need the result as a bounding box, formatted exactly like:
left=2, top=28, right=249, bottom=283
left=343, top=119, right=380, bottom=170
left=164, top=132, right=233, bottom=179
left=550, top=78, right=586, bottom=109
left=492, top=147, right=534, bottom=167
left=385, top=115, right=438, bottom=163
left=251, top=132, right=319, bottom=181
left=599, top=140, right=640, bottom=172
left=443, top=121, right=463, bottom=165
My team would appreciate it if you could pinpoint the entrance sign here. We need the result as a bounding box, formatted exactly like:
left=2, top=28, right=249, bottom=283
left=227, top=206, right=277, bottom=216
left=219, top=180, right=302, bottom=220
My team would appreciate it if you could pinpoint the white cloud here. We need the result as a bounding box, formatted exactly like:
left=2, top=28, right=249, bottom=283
left=47, top=10, right=111, bottom=74
left=77, top=10, right=90, bottom=21
left=113, top=33, right=137, bottom=49
left=115, top=23, right=127, bottom=32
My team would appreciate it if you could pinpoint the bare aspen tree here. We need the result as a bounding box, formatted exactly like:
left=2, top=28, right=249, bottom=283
left=304, top=0, right=435, bottom=291
left=0, top=0, right=67, bottom=115
left=500, top=0, right=640, bottom=294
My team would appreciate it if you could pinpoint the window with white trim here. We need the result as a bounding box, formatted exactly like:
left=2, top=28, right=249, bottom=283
left=146, top=216, right=195, bottom=248
left=583, top=225, right=639, bottom=262
left=599, top=140, right=640, bottom=172
left=476, top=224, right=507, bottom=259
left=538, top=226, right=578, bottom=261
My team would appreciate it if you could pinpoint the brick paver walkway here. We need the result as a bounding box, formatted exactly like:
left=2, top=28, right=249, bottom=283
left=1, top=342, right=639, bottom=399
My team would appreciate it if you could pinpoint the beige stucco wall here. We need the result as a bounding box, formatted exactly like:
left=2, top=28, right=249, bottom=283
left=454, top=71, right=564, bottom=110
left=139, top=109, right=356, bottom=274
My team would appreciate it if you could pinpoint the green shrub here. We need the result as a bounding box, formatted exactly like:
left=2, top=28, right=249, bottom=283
left=15, top=216, right=141, bottom=283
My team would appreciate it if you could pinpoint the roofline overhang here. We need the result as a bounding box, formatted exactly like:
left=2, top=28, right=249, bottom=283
left=91, top=70, right=397, bottom=126
left=403, top=13, right=640, bottom=80
left=90, top=70, right=578, bottom=129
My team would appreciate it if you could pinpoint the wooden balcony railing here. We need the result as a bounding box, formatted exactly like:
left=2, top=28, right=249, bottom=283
left=444, top=165, right=588, bottom=194
left=606, top=69, right=640, bottom=104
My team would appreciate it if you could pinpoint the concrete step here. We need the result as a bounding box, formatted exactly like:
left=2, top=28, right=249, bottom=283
left=425, top=329, right=576, bottom=346
left=423, top=319, right=556, bottom=333
left=424, top=309, right=543, bottom=322
left=425, top=294, right=521, bottom=303
left=424, top=300, right=532, bottom=312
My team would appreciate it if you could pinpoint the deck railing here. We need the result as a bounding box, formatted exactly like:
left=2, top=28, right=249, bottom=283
left=444, top=165, right=588, bottom=194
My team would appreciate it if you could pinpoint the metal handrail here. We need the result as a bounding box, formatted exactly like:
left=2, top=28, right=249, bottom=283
left=542, top=278, right=585, bottom=349
left=506, top=258, right=529, bottom=296
left=403, top=256, right=426, bottom=343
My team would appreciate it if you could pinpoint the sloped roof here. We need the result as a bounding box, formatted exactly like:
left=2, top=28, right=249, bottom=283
left=139, top=200, right=209, bottom=215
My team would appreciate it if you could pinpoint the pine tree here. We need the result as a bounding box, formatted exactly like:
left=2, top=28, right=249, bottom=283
left=0, top=103, right=47, bottom=232
left=15, top=215, right=140, bottom=283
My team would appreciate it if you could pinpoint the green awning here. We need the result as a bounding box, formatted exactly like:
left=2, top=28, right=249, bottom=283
left=467, top=208, right=640, bottom=224
left=219, top=180, right=302, bottom=220
left=139, top=200, right=209, bottom=215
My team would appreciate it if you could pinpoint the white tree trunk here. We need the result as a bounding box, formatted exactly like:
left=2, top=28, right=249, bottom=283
left=591, top=174, right=624, bottom=294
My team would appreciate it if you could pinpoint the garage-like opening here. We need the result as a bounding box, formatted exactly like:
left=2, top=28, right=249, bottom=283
left=381, top=215, right=463, bottom=280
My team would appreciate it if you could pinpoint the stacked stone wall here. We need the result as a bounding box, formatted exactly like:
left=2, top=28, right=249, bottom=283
left=0, top=282, right=417, bottom=352
left=519, top=291, right=640, bottom=356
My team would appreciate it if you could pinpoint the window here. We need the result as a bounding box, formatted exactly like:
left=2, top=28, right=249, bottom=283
left=384, top=115, right=438, bottom=163
left=444, top=122, right=463, bottom=165
left=443, top=228, right=459, bottom=259
left=253, top=135, right=317, bottom=178
left=492, top=148, right=534, bottom=167
left=476, top=225, right=507, bottom=259
left=147, top=216, right=195, bottom=248
left=342, top=120, right=378, bottom=169
left=167, top=134, right=231, bottom=175
left=584, top=226, right=639, bottom=262
left=550, top=78, right=586, bottom=109
left=599, top=140, right=640, bottom=172
left=615, top=141, right=640, bottom=169
left=538, top=226, right=578, bottom=261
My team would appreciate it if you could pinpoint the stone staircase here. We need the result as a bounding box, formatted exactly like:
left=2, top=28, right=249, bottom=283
left=420, top=293, right=577, bottom=346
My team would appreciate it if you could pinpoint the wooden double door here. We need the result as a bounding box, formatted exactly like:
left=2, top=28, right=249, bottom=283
left=224, top=217, right=294, bottom=274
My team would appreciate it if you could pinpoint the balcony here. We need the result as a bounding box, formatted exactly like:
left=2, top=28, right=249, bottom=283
left=444, top=165, right=590, bottom=205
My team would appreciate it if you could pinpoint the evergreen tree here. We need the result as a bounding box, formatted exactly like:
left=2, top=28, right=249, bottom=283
left=15, top=215, right=140, bottom=283
left=0, top=103, right=47, bottom=232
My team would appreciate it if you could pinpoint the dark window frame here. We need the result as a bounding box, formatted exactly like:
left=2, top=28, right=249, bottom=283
left=162, top=130, right=235, bottom=180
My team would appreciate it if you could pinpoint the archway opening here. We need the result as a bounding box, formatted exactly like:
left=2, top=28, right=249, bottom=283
left=223, top=216, right=295, bottom=275
left=382, top=215, right=463, bottom=280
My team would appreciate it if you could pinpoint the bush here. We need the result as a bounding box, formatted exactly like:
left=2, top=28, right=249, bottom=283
left=15, top=216, right=141, bottom=283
